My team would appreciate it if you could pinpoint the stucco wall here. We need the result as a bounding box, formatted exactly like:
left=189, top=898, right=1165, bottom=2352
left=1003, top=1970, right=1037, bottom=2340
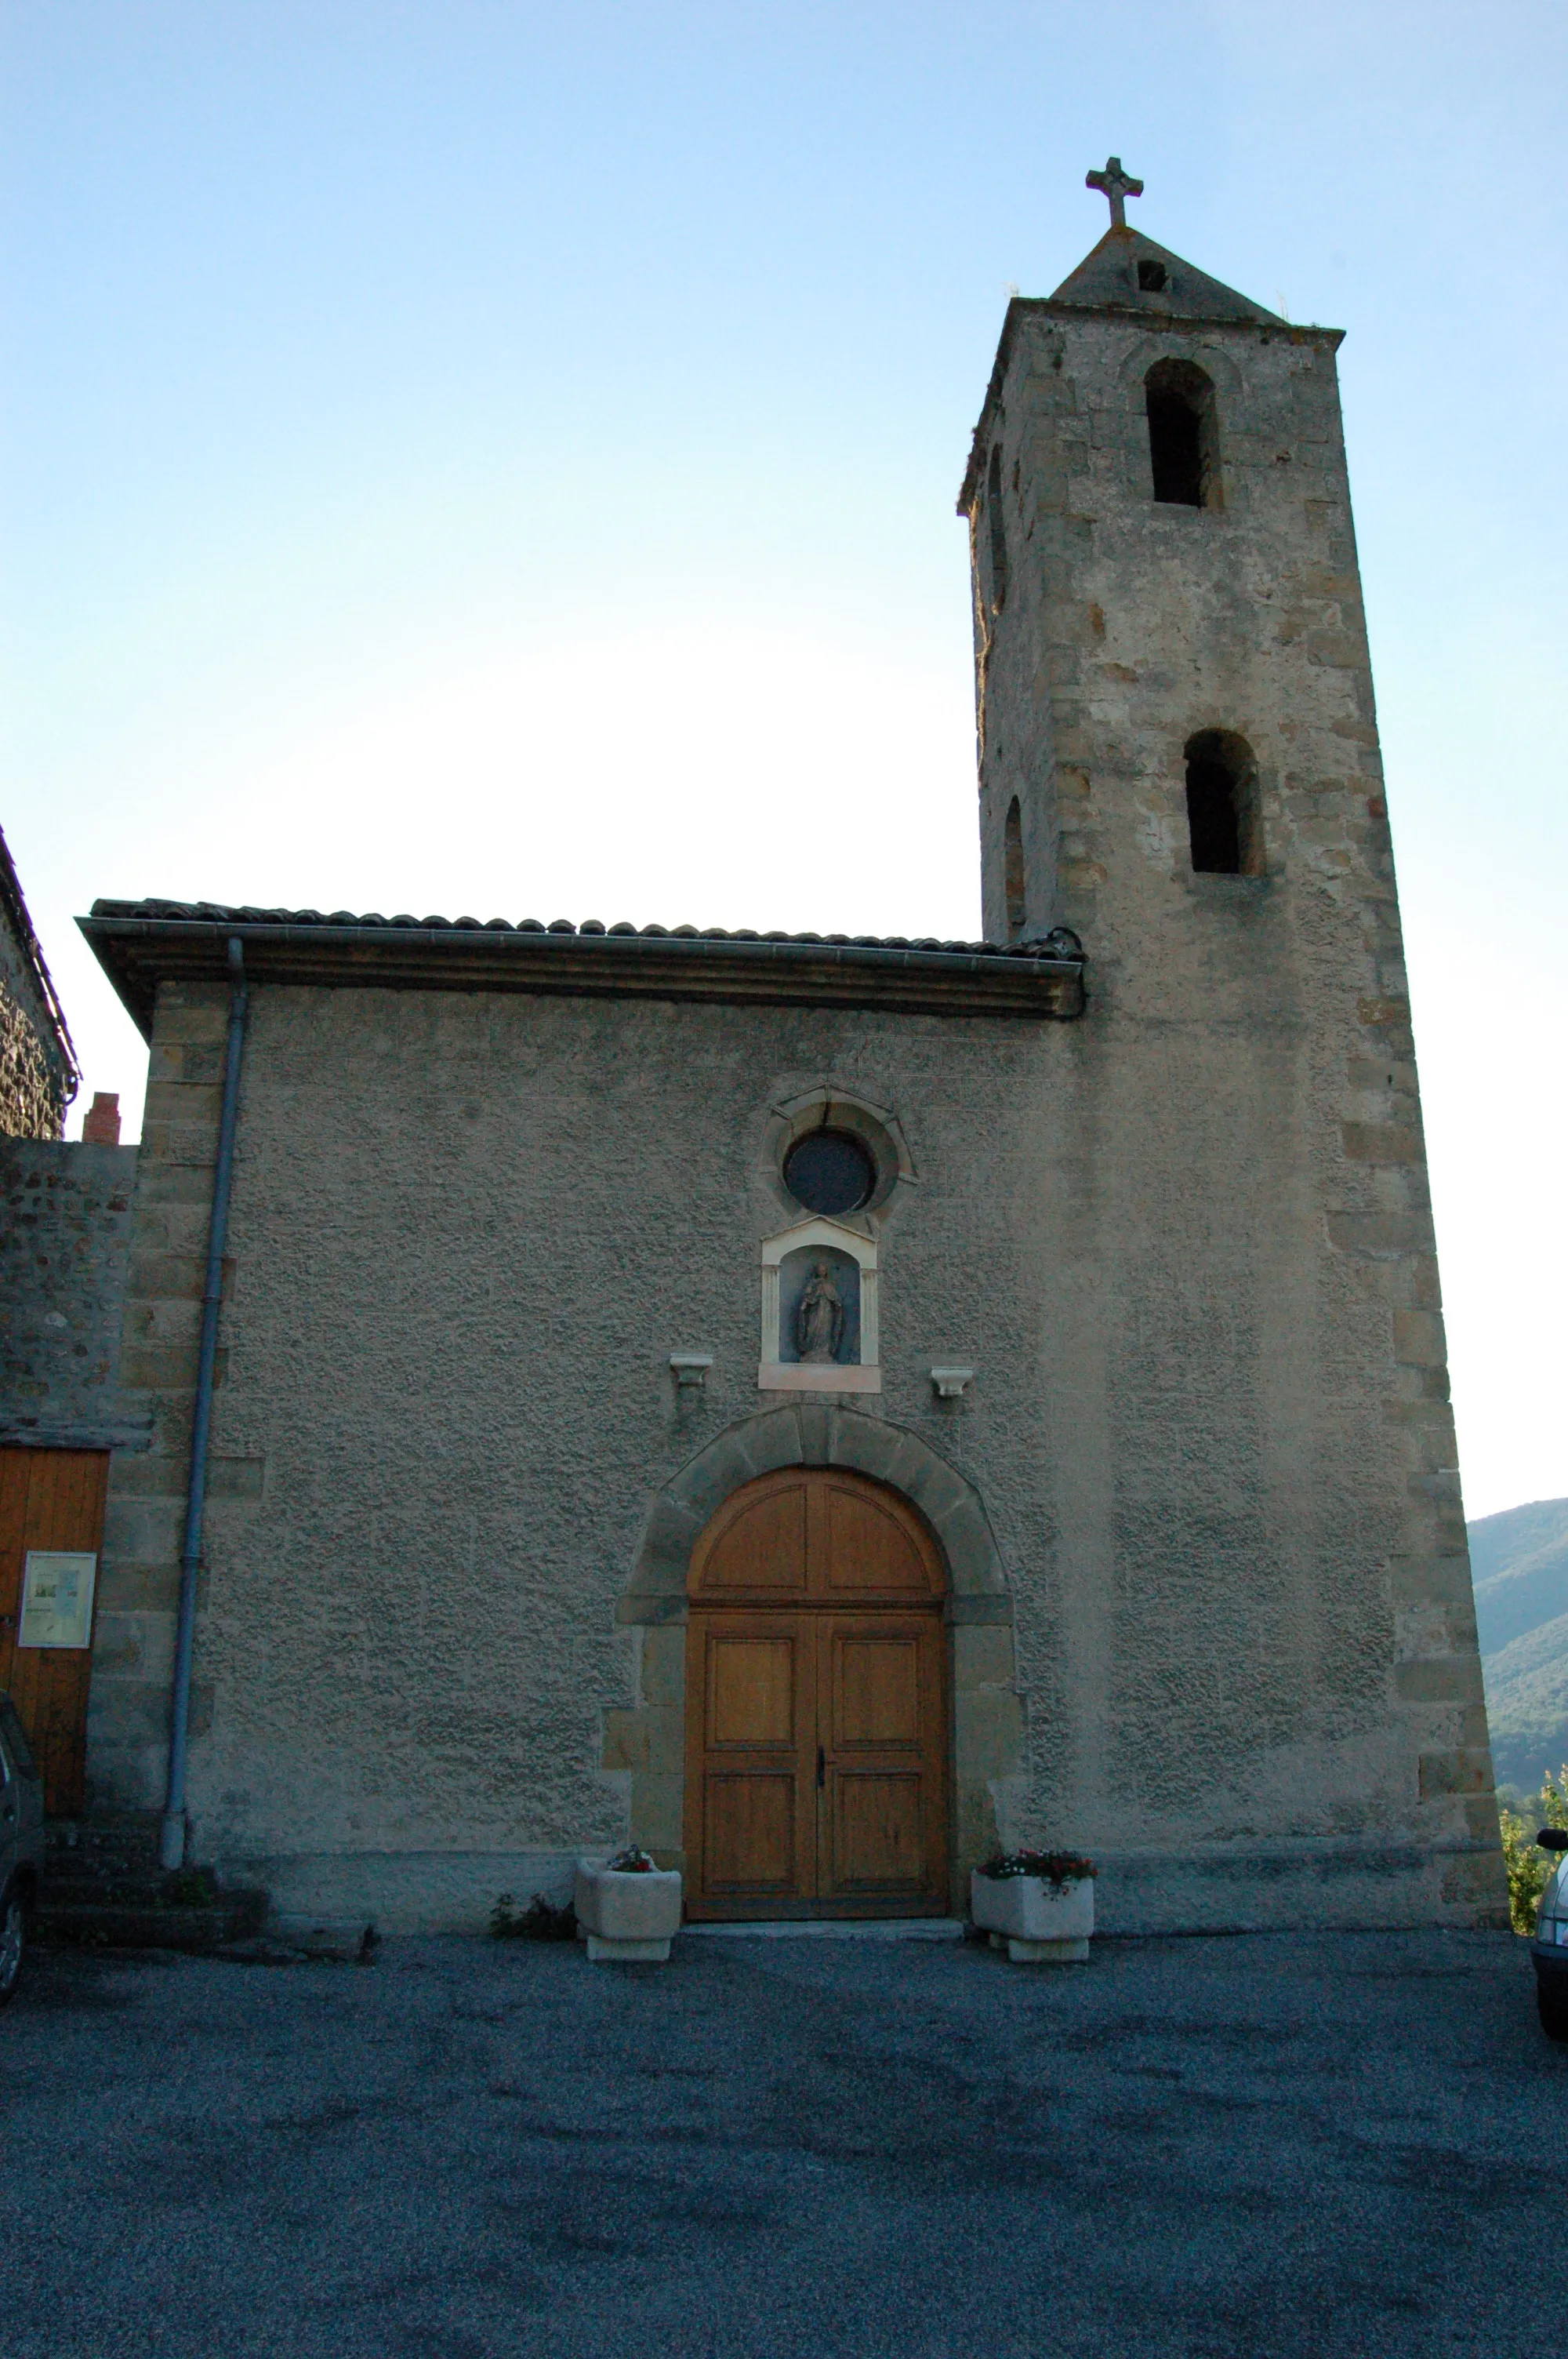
left=93, top=958, right=1504, bottom=1932
left=0, top=1139, right=140, bottom=1445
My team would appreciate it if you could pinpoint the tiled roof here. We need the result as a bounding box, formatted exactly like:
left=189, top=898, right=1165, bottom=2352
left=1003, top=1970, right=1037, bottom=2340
left=88, top=898, right=1066, bottom=960
left=80, top=899, right=1086, bottom=1038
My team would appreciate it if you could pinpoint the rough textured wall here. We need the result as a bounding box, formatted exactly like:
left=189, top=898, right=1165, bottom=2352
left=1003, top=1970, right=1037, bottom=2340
left=960, top=294, right=1503, bottom=1926
left=93, top=962, right=1504, bottom=1931
left=0, top=1140, right=140, bottom=1445
left=0, top=970, right=70, bottom=1140
left=0, top=830, right=73, bottom=1137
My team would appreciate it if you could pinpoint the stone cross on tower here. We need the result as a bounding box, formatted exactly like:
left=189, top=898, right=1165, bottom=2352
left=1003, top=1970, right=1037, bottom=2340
left=1086, top=155, right=1144, bottom=229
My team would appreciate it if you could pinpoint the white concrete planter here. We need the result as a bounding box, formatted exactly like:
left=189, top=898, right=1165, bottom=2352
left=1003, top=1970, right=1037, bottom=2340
left=574, top=1862, right=683, bottom=1962
left=971, top=1869, right=1094, bottom=1964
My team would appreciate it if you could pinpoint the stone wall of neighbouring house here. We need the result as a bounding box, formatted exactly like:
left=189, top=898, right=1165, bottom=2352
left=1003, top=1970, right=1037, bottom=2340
left=0, top=827, right=74, bottom=1139
left=88, top=966, right=1504, bottom=1934
left=0, top=968, right=71, bottom=1140
left=0, top=1140, right=141, bottom=1447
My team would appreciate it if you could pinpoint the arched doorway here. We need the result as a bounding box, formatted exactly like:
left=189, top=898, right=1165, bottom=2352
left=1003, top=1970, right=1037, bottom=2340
left=683, top=1467, right=949, bottom=1920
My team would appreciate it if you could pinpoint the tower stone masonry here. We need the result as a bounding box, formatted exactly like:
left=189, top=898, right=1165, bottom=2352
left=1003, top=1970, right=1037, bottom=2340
left=957, top=211, right=1503, bottom=1922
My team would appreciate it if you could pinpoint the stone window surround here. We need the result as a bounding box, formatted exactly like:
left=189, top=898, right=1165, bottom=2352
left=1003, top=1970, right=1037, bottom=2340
left=604, top=1402, right=1025, bottom=1912
left=760, top=1086, right=916, bottom=1228
left=1112, top=331, right=1244, bottom=529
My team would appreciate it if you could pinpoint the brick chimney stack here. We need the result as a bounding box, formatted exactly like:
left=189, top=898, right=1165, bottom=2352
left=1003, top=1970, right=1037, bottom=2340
left=82, top=1092, right=121, bottom=1146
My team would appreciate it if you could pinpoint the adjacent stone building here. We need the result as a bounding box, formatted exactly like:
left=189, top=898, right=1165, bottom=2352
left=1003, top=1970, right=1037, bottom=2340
left=0, top=831, right=134, bottom=1814
left=67, top=198, right=1508, bottom=1934
left=0, top=823, right=77, bottom=1140
left=0, top=1131, right=140, bottom=1456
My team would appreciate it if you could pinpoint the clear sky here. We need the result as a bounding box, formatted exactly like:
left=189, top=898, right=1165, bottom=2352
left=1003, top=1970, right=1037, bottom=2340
left=2, top=2, right=1563, bottom=1518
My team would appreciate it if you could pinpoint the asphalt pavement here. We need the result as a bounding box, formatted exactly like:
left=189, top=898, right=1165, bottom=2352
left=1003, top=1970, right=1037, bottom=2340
left=2, top=1924, right=1562, bottom=2357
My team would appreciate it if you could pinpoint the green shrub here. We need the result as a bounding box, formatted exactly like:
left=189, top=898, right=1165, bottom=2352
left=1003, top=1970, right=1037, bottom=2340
left=1497, top=1766, right=1568, bottom=1934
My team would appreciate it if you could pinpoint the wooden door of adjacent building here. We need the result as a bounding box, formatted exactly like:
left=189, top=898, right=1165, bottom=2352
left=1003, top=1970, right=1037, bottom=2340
left=684, top=1468, right=949, bottom=1919
left=0, top=1448, right=109, bottom=1816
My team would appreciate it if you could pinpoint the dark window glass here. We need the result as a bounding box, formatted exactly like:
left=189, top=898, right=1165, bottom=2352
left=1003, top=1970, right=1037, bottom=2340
left=784, top=1131, right=875, bottom=1216
left=1138, top=260, right=1168, bottom=292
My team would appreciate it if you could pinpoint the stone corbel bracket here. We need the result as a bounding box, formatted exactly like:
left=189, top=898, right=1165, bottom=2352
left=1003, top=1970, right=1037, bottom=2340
left=930, top=1366, right=975, bottom=1400
left=669, top=1354, right=713, bottom=1395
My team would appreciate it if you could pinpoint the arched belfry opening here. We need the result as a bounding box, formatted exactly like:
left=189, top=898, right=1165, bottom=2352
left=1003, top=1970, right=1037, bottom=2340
left=1145, top=358, right=1218, bottom=508
left=1185, top=729, right=1263, bottom=875
left=1004, top=797, right=1026, bottom=938
left=986, top=443, right=1008, bottom=608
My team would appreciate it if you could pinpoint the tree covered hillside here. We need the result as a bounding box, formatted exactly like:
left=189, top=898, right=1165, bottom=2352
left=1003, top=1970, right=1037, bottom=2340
left=1470, top=1498, right=1568, bottom=1794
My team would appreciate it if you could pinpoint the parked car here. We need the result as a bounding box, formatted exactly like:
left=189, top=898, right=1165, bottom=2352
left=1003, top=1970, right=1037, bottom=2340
left=1532, top=1826, right=1568, bottom=2041
left=0, top=1693, right=45, bottom=2007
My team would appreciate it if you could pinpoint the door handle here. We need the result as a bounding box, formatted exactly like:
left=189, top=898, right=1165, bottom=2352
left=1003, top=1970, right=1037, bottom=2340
left=816, top=1746, right=826, bottom=1790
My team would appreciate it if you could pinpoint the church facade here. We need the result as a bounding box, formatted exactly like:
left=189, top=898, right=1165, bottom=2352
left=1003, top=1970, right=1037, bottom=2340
left=73, top=204, right=1507, bottom=1934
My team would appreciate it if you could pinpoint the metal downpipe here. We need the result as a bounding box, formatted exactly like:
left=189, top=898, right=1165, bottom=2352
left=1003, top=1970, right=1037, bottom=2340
left=159, top=936, right=248, bottom=1871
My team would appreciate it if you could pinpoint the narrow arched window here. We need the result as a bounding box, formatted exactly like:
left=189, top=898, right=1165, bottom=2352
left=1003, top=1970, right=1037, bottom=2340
left=1145, top=359, right=1218, bottom=508
left=1185, top=730, right=1262, bottom=875
left=1004, top=798, right=1025, bottom=936
left=987, top=444, right=1009, bottom=608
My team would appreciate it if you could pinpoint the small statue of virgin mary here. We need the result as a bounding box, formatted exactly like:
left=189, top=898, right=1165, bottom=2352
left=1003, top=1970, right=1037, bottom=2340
left=795, top=1259, right=846, bottom=1365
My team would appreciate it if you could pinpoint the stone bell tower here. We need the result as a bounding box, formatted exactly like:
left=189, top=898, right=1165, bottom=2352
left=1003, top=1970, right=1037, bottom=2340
left=956, top=164, right=1506, bottom=1927
left=961, top=156, right=1370, bottom=951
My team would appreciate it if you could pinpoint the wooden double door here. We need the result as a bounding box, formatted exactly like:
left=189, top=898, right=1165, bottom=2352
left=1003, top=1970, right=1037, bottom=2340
left=684, top=1468, right=949, bottom=1919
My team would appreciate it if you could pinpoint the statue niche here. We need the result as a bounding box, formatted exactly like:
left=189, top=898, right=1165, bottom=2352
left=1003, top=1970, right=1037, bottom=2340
left=778, top=1245, right=861, bottom=1367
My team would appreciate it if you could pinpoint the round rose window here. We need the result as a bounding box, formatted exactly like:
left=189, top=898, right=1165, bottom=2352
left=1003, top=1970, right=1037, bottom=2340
left=783, top=1130, right=875, bottom=1216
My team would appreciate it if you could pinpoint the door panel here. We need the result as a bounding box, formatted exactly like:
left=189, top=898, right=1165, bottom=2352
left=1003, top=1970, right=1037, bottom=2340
left=687, top=1613, right=817, bottom=1914
left=704, top=1774, right=798, bottom=1894
left=818, top=1617, right=946, bottom=1910
left=0, top=1448, right=109, bottom=1816
left=834, top=1632, right=921, bottom=1747
left=822, top=1485, right=939, bottom=1599
left=694, top=1483, right=811, bottom=1595
left=707, top=1634, right=796, bottom=1747
left=833, top=1774, right=926, bottom=1890
left=690, top=1467, right=943, bottom=1605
